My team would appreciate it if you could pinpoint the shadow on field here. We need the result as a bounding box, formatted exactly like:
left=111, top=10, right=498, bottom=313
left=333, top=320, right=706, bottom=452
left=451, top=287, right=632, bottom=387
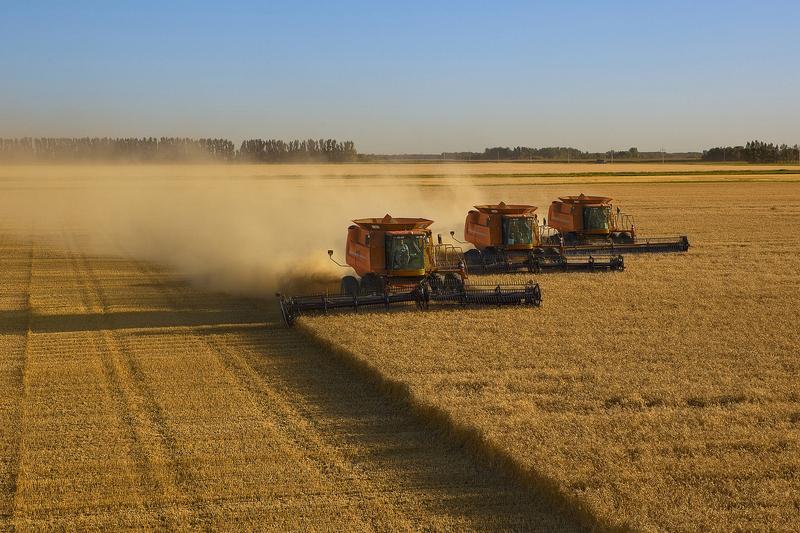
left=0, top=310, right=28, bottom=333
left=182, top=306, right=585, bottom=531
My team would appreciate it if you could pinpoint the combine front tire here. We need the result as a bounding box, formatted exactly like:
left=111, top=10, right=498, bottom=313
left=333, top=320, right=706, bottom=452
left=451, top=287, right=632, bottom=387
left=360, top=273, right=385, bottom=295
left=546, top=234, right=562, bottom=246
left=443, top=272, right=464, bottom=292
left=481, top=248, right=498, bottom=269
left=612, top=232, right=634, bottom=244
left=562, top=232, right=578, bottom=245
left=428, top=273, right=445, bottom=292
left=341, top=275, right=360, bottom=296
left=463, top=249, right=482, bottom=270
left=526, top=252, right=542, bottom=273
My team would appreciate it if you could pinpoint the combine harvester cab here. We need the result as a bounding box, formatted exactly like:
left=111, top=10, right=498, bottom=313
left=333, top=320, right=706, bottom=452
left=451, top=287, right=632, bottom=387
left=277, top=214, right=541, bottom=326
left=546, top=194, right=690, bottom=254
left=458, top=202, right=624, bottom=273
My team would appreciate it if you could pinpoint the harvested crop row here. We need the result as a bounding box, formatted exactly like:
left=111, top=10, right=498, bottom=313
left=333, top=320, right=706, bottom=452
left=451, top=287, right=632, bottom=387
left=0, top=225, right=580, bottom=530
left=0, top=236, right=31, bottom=523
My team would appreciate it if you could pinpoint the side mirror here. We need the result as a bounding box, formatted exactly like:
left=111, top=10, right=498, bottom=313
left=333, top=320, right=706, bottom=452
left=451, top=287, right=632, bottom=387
left=449, top=230, right=455, bottom=237
left=437, top=234, right=442, bottom=244
left=327, top=250, right=334, bottom=257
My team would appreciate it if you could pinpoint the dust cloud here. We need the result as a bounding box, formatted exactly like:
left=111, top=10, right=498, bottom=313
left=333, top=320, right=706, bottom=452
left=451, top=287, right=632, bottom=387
left=0, top=165, right=486, bottom=296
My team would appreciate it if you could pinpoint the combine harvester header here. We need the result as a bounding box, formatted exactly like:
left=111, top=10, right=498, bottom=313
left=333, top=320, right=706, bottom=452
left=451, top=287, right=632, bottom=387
left=277, top=214, right=541, bottom=326
left=547, top=194, right=690, bottom=254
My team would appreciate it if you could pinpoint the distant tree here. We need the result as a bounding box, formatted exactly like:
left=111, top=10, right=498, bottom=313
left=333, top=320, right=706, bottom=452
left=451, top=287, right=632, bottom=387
left=0, top=136, right=276, bottom=162
left=702, top=140, right=798, bottom=163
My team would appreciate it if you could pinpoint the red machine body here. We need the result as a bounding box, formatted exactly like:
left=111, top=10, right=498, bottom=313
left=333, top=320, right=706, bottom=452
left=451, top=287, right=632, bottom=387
left=545, top=193, right=689, bottom=253
left=345, top=216, right=433, bottom=278
left=458, top=201, right=624, bottom=273
left=464, top=203, right=540, bottom=250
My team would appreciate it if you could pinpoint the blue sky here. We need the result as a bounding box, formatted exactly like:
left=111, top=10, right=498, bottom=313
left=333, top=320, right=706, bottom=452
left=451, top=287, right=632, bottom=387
left=1, top=1, right=798, bottom=152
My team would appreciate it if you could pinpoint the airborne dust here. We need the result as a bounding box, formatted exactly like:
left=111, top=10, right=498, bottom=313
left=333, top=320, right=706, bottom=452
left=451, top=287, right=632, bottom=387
left=0, top=164, right=522, bottom=296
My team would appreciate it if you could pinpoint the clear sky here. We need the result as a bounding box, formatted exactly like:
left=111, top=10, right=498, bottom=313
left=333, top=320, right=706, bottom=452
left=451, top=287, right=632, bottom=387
left=1, top=1, right=798, bottom=153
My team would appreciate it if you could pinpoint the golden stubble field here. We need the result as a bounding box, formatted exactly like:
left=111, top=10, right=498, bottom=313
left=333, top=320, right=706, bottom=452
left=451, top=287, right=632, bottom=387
left=303, top=180, right=800, bottom=531
left=0, top=248, right=579, bottom=530
left=0, top=169, right=583, bottom=529
left=0, top=163, right=798, bottom=531
left=2, top=161, right=796, bottom=181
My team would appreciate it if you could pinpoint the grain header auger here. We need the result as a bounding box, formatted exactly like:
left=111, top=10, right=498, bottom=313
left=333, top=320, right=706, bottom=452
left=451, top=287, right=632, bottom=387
left=546, top=194, right=690, bottom=254
left=276, top=214, right=541, bottom=326
left=452, top=202, right=625, bottom=274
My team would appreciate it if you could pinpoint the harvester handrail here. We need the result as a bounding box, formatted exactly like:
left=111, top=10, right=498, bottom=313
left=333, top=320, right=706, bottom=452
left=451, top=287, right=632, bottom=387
left=611, top=212, right=635, bottom=232
left=432, top=243, right=464, bottom=270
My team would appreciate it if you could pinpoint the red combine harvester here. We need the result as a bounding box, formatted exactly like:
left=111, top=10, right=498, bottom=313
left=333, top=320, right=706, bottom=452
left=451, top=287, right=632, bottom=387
left=456, top=203, right=624, bottom=273
left=547, top=194, right=689, bottom=254
left=277, top=215, right=541, bottom=326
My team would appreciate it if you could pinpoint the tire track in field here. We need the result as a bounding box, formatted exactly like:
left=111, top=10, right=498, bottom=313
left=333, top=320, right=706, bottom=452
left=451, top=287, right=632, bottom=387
left=76, top=244, right=379, bottom=529
left=16, top=235, right=151, bottom=522
left=136, top=260, right=581, bottom=530
left=209, top=326, right=581, bottom=531
left=199, top=333, right=412, bottom=530
left=0, top=238, right=32, bottom=526
left=65, top=235, right=201, bottom=528
left=126, top=260, right=405, bottom=529
left=137, top=261, right=428, bottom=527
left=3, top=232, right=582, bottom=529
left=24, top=233, right=579, bottom=529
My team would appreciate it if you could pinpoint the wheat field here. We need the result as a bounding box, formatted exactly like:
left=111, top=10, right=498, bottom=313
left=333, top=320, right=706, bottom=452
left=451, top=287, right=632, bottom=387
left=0, top=226, right=579, bottom=528
left=303, top=180, right=800, bottom=531
left=1, top=163, right=798, bottom=531
left=2, top=162, right=798, bottom=183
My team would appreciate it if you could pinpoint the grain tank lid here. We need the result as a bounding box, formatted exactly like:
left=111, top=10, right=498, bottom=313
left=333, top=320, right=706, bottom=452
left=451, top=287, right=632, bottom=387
left=557, top=193, right=613, bottom=205
left=473, top=202, right=537, bottom=215
left=352, top=214, right=434, bottom=230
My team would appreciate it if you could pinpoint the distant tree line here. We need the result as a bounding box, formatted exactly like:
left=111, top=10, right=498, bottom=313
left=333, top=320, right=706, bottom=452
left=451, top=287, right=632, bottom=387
left=238, top=138, right=357, bottom=162
left=0, top=137, right=236, bottom=162
left=437, top=146, right=702, bottom=162
left=0, top=137, right=356, bottom=163
left=702, top=140, right=799, bottom=163
left=443, top=146, right=587, bottom=161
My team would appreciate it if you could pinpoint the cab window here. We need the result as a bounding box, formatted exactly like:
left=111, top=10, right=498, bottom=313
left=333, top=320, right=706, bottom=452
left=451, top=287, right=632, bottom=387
left=386, top=235, right=424, bottom=270
left=583, top=207, right=610, bottom=230
left=502, top=217, right=533, bottom=245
